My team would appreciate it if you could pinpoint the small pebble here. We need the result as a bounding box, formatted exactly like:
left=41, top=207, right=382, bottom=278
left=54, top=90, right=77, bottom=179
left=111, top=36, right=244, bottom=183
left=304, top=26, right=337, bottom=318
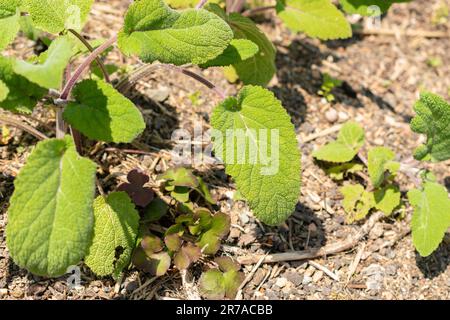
left=338, top=111, right=349, bottom=122
left=275, top=277, right=288, bottom=288
left=325, top=108, right=338, bottom=123
left=302, top=276, right=312, bottom=285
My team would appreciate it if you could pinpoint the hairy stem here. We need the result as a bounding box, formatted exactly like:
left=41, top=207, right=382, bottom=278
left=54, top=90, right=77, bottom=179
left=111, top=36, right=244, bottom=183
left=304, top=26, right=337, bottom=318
left=68, top=29, right=111, bottom=83
left=60, top=35, right=117, bottom=100
left=0, top=115, right=48, bottom=140
left=168, top=65, right=226, bottom=99
left=231, top=0, right=246, bottom=13
left=195, top=0, right=208, bottom=9
left=117, top=63, right=227, bottom=99
left=55, top=108, right=66, bottom=139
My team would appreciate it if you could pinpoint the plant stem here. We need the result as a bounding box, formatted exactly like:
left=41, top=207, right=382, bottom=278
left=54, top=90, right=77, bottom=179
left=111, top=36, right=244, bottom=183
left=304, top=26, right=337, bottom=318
left=231, top=0, right=246, bottom=13
left=242, top=5, right=276, bottom=16
left=55, top=108, right=66, bottom=139
left=0, top=115, right=48, bottom=140
left=68, top=29, right=111, bottom=83
left=195, top=0, right=208, bottom=9
left=167, top=65, right=227, bottom=99
left=117, top=63, right=227, bottom=100
left=60, top=35, right=117, bottom=100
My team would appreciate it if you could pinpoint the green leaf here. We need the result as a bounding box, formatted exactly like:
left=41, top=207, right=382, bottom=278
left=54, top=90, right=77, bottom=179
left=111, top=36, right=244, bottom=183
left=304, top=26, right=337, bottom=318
left=6, top=136, right=97, bottom=277
left=141, top=234, right=164, bottom=254
left=19, top=15, right=43, bottom=41
left=63, top=79, right=145, bottom=143
left=0, top=2, right=20, bottom=50
left=313, top=121, right=365, bottom=163
left=211, top=86, right=301, bottom=225
left=196, top=212, right=230, bottom=255
left=196, top=177, right=215, bottom=204
left=223, top=270, right=244, bottom=298
left=340, top=0, right=410, bottom=16
left=340, top=184, right=375, bottom=222
left=199, top=269, right=226, bottom=299
left=368, top=147, right=398, bottom=187
left=276, top=0, right=352, bottom=40
left=118, top=0, right=233, bottom=65
left=410, top=92, right=450, bottom=162
left=132, top=248, right=171, bottom=276
left=0, top=80, right=9, bottom=102
left=143, top=198, right=168, bottom=222
left=325, top=162, right=364, bottom=180
left=200, top=39, right=259, bottom=68
left=227, top=12, right=276, bottom=86
left=158, top=167, right=199, bottom=188
left=173, top=243, right=201, bottom=269
left=13, top=36, right=74, bottom=89
left=84, top=192, right=140, bottom=279
left=22, top=0, right=94, bottom=34
left=165, top=233, right=182, bottom=252
left=374, top=185, right=400, bottom=216
left=0, top=56, right=46, bottom=113
left=408, top=181, right=450, bottom=257
left=215, top=256, right=240, bottom=272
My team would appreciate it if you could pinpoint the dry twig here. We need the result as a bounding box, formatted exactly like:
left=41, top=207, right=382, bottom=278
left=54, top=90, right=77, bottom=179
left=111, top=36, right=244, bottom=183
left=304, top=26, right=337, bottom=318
left=237, top=211, right=385, bottom=265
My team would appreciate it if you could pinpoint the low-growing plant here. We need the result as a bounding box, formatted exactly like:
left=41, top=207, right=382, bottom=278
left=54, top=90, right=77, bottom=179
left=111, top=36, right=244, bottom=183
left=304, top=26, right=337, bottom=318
left=313, top=93, right=450, bottom=257
left=0, top=0, right=423, bottom=291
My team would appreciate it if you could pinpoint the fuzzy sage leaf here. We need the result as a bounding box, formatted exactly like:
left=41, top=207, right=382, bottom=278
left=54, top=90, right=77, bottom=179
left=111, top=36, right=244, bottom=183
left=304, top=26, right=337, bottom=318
left=118, top=0, right=233, bottom=65
left=6, top=136, right=97, bottom=277
left=63, top=79, right=145, bottom=143
left=85, top=192, right=140, bottom=279
left=211, top=86, right=301, bottom=225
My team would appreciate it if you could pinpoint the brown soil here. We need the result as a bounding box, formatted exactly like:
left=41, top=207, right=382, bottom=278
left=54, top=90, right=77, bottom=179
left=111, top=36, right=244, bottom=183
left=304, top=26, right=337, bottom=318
left=1, top=0, right=450, bottom=300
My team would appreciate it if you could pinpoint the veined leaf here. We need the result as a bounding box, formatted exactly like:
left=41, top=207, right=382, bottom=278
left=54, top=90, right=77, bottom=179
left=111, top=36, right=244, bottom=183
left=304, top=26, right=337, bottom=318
left=0, top=56, right=46, bottom=113
left=210, top=86, right=301, bottom=225
left=0, top=2, right=20, bottom=50
left=118, top=0, right=233, bottom=65
left=408, top=181, right=450, bottom=257
left=13, top=36, right=74, bottom=89
left=368, top=146, right=398, bottom=187
left=63, top=79, right=145, bottom=143
left=200, top=39, right=259, bottom=68
left=340, top=0, right=411, bottom=16
left=340, top=184, right=375, bottom=222
left=276, top=0, right=352, bottom=40
left=22, top=0, right=94, bottom=34
left=374, top=185, right=400, bottom=216
left=228, top=12, right=276, bottom=86
left=313, top=121, right=365, bottom=163
left=85, top=192, right=140, bottom=279
left=410, top=92, right=450, bottom=162
left=6, top=136, right=97, bottom=277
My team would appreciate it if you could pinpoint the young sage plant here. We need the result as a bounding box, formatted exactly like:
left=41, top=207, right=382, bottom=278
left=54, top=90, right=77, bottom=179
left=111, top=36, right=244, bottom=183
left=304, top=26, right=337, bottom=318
left=0, top=0, right=418, bottom=287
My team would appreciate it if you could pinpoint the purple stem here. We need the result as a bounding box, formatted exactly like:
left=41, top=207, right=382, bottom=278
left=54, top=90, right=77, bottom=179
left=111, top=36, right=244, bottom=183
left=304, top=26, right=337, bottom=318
left=60, top=35, right=117, bottom=100
left=195, top=0, right=208, bottom=9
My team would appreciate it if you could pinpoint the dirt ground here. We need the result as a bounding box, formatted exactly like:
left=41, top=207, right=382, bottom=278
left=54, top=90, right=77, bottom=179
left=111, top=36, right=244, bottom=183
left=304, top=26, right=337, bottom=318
left=1, top=0, right=450, bottom=300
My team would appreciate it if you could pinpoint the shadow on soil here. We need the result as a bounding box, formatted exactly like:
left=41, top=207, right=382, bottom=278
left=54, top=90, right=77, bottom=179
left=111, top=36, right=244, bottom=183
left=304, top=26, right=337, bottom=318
left=274, top=38, right=413, bottom=123
left=415, top=239, right=450, bottom=279
left=254, top=203, right=326, bottom=254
